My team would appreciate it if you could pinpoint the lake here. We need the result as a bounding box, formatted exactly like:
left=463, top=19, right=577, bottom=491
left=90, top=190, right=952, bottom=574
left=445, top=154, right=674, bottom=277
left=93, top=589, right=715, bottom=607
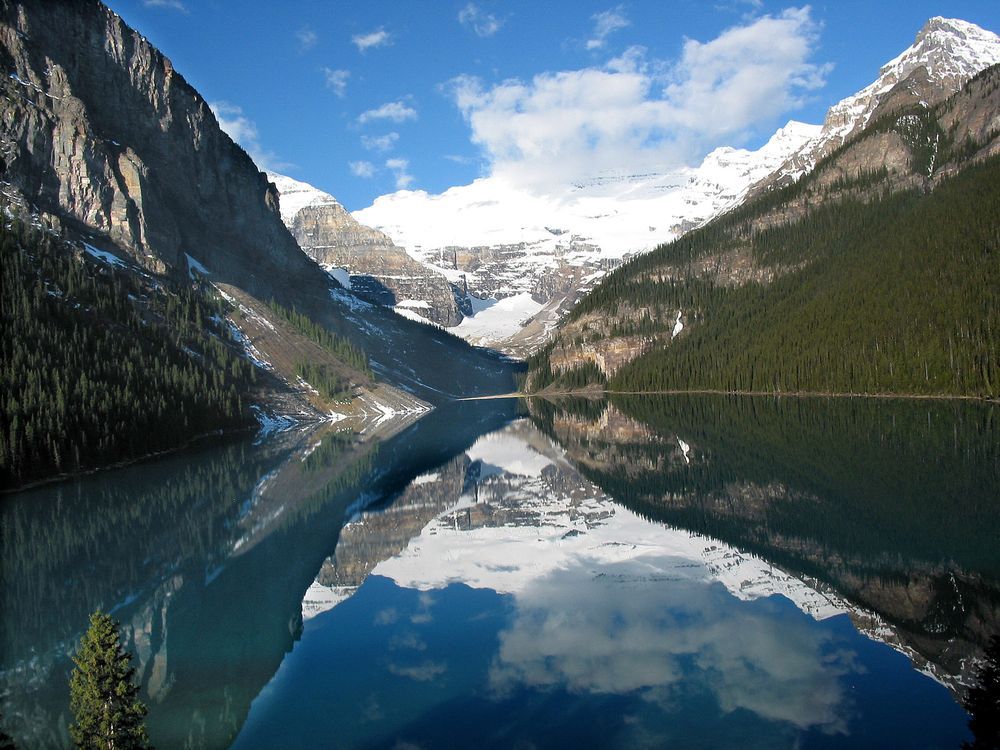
left=2, top=395, right=997, bottom=749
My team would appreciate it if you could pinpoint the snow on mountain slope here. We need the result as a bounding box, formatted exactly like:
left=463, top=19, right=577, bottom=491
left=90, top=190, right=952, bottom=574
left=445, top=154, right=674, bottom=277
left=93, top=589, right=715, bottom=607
left=346, top=17, right=1000, bottom=356
left=355, top=120, right=818, bottom=262
left=765, top=17, right=1000, bottom=185
left=352, top=121, right=817, bottom=353
left=267, top=171, right=466, bottom=326
left=267, top=172, right=342, bottom=226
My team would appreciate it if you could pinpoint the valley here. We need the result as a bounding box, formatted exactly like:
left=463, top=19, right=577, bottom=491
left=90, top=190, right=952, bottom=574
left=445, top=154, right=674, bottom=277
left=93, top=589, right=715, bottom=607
left=0, top=2, right=998, bottom=748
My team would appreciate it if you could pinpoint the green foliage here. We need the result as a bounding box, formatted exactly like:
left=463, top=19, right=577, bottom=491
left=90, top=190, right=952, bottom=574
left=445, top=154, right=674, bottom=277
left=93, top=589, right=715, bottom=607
left=69, top=611, right=150, bottom=750
left=0, top=219, right=258, bottom=488
left=964, top=634, right=1000, bottom=750
left=295, top=361, right=351, bottom=403
left=533, top=154, right=1000, bottom=399
left=266, top=299, right=372, bottom=379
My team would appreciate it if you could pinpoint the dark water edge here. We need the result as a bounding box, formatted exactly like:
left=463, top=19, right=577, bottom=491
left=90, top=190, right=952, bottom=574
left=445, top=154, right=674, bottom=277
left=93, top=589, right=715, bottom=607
left=2, top=394, right=996, bottom=749
left=0, top=400, right=517, bottom=749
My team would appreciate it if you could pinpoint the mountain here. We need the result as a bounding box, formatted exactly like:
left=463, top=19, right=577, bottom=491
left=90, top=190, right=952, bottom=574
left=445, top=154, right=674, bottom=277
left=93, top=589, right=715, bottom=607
left=0, top=1, right=516, bottom=399
left=352, top=120, right=820, bottom=355
left=267, top=172, right=467, bottom=327
left=760, top=17, right=1000, bottom=190
left=0, top=0, right=517, bottom=485
left=350, top=17, right=1000, bottom=357
left=524, top=19, right=1000, bottom=399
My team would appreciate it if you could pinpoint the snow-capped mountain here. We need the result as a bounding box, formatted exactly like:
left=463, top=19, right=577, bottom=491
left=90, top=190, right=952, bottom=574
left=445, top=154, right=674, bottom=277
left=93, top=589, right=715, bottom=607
left=266, top=171, right=467, bottom=326
left=763, top=17, right=1000, bottom=187
left=349, top=121, right=818, bottom=353
left=346, top=16, right=1000, bottom=355
left=267, top=172, right=343, bottom=225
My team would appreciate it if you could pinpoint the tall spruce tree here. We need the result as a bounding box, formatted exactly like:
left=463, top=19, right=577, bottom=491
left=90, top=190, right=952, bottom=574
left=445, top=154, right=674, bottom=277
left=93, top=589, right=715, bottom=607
left=965, top=634, right=1000, bottom=750
left=0, top=711, right=15, bottom=750
left=68, top=611, right=150, bottom=750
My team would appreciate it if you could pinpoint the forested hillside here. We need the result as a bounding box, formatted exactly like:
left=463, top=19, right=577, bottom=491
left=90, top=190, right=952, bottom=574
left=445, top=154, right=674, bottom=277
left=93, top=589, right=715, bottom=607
left=526, top=67, right=1000, bottom=399
left=0, top=220, right=258, bottom=489
left=614, top=157, right=999, bottom=396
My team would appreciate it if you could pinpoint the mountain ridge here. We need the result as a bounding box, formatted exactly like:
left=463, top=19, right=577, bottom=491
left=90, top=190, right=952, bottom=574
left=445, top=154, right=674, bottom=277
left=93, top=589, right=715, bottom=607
left=348, top=16, right=1000, bottom=355
left=523, top=60, right=1000, bottom=398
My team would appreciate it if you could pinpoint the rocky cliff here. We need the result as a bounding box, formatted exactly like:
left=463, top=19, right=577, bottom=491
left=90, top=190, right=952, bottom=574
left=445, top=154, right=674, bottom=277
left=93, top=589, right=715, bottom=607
left=0, top=0, right=318, bottom=297
left=0, top=0, right=517, bottom=403
left=268, top=172, right=464, bottom=326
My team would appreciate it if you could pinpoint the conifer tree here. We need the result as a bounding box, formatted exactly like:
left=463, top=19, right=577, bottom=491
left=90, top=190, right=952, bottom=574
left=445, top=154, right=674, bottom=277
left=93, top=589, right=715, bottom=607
left=965, top=634, right=1000, bottom=750
left=0, top=711, right=15, bottom=750
left=68, top=611, right=150, bottom=750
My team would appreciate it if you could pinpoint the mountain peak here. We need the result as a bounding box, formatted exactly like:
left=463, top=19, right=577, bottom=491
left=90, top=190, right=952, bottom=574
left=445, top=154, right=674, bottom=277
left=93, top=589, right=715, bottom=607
left=917, top=16, right=995, bottom=44
left=266, top=172, right=342, bottom=225
left=882, top=16, right=1000, bottom=87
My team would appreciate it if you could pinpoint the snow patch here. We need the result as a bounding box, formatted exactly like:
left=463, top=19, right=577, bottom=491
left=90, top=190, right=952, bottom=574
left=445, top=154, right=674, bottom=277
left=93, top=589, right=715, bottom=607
left=325, top=266, right=352, bottom=290
left=466, top=431, right=554, bottom=478
left=671, top=310, right=684, bottom=339
left=451, top=292, right=544, bottom=345
left=250, top=406, right=297, bottom=440
left=185, top=253, right=210, bottom=279
left=302, top=580, right=357, bottom=620
left=82, top=242, right=129, bottom=269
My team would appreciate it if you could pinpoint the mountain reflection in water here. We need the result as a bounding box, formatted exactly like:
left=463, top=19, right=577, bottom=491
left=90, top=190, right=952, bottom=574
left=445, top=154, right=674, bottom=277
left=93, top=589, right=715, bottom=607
left=2, top=395, right=996, bottom=749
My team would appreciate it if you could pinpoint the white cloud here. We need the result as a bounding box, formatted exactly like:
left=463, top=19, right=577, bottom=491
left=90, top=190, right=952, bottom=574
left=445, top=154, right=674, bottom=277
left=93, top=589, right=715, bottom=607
left=297, top=26, right=318, bottom=51
left=489, top=565, right=852, bottom=734
left=353, top=27, right=391, bottom=52
left=449, top=7, right=827, bottom=191
left=350, top=160, right=377, bottom=178
left=586, top=6, right=629, bottom=50
left=210, top=101, right=289, bottom=171
left=358, top=100, right=418, bottom=124
left=361, top=132, right=400, bottom=152
left=385, top=158, right=414, bottom=188
left=458, top=3, right=504, bottom=37
left=143, top=0, right=188, bottom=11
left=322, top=67, right=350, bottom=97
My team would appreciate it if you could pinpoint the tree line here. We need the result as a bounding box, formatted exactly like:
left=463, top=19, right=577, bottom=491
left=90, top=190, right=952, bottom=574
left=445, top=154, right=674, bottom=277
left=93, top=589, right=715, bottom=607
left=0, top=220, right=259, bottom=489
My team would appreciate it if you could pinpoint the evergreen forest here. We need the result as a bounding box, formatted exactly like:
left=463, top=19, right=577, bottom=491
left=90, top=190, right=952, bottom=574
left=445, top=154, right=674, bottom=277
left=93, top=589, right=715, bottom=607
left=530, top=152, right=1000, bottom=398
left=0, top=220, right=259, bottom=489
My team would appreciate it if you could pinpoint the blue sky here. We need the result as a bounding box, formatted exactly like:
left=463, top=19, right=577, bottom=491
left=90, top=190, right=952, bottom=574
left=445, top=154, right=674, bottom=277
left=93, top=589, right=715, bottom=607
left=106, top=1, right=1000, bottom=210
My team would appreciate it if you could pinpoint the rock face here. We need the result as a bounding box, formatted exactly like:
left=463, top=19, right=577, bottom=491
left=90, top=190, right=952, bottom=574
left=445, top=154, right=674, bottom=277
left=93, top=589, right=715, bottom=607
left=0, top=0, right=517, bottom=402
left=757, top=17, right=1000, bottom=192
left=0, top=0, right=317, bottom=297
left=268, top=172, right=464, bottom=326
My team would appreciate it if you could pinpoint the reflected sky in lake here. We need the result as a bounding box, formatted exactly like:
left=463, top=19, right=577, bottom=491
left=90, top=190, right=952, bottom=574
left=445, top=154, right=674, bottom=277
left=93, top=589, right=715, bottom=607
left=3, top=396, right=995, bottom=749
left=233, top=417, right=973, bottom=750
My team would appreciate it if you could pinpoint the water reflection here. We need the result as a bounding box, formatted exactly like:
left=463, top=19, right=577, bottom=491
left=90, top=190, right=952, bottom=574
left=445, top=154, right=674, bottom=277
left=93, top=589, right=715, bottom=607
left=0, top=400, right=516, bottom=749
left=529, top=394, right=1000, bottom=691
left=490, top=569, right=852, bottom=733
left=234, top=413, right=978, bottom=749
left=2, top=394, right=995, bottom=748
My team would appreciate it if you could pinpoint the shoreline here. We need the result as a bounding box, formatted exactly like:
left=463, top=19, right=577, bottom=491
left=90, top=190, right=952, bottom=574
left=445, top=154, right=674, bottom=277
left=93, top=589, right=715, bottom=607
left=458, top=388, right=999, bottom=403
left=0, top=424, right=257, bottom=496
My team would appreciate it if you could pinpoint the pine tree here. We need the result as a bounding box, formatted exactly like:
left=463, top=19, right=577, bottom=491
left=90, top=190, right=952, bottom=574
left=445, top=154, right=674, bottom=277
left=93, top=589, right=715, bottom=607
left=965, top=634, right=1000, bottom=750
left=0, top=710, right=15, bottom=750
left=68, top=611, right=150, bottom=750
